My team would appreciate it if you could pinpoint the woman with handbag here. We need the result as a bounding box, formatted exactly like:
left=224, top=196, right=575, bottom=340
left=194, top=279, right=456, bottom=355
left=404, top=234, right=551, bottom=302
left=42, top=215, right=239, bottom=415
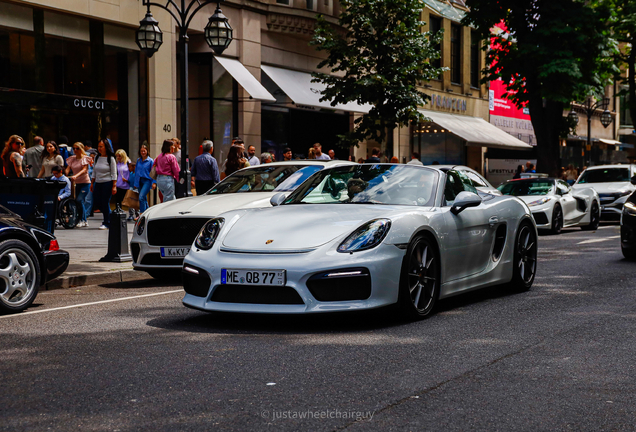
left=90, top=140, right=117, bottom=230
left=133, top=143, right=156, bottom=214
left=154, top=139, right=180, bottom=202
left=114, top=149, right=134, bottom=215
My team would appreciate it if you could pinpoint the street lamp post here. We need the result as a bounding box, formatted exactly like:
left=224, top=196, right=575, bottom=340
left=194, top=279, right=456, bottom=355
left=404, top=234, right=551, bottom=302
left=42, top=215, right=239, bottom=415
left=568, top=97, right=612, bottom=166
left=136, top=1, right=233, bottom=198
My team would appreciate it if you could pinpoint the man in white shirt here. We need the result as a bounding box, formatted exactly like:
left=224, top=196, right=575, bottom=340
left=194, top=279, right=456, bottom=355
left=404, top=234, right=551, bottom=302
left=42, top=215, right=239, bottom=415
left=247, top=145, right=260, bottom=166
left=313, top=143, right=331, bottom=160
left=407, top=152, right=424, bottom=166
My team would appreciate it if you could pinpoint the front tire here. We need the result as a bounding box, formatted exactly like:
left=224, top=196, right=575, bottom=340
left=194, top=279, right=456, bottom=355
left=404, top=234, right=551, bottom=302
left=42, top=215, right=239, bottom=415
left=398, top=235, right=441, bottom=320
left=550, top=204, right=563, bottom=235
left=509, top=222, right=537, bottom=292
left=581, top=201, right=600, bottom=231
left=0, top=240, right=41, bottom=313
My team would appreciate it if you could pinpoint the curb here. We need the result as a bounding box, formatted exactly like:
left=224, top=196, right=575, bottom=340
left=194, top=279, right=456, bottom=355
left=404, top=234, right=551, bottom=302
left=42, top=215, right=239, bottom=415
left=44, top=269, right=149, bottom=291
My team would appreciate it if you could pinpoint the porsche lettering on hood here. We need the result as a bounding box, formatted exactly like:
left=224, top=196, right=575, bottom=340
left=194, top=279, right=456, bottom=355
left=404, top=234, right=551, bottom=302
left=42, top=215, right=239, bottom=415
left=221, top=205, right=395, bottom=252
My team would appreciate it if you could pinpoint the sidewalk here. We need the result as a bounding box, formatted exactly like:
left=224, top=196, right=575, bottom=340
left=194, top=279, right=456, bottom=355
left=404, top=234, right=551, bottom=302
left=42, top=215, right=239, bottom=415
left=46, top=215, right=149, bottom=290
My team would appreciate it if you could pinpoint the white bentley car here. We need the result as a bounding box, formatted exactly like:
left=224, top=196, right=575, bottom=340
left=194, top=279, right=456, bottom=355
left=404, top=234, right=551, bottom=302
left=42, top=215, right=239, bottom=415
left=498, top=178, right=600, bottom=234
left=572, top=164, right=636, bottom=218
left=131, top=160, right=354, bottom=278
left=182, top=164, right=538, bottom=319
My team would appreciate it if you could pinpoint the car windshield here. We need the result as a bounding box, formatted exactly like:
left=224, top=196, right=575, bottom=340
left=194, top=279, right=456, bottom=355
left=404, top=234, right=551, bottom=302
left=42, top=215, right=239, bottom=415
left=577, top=168, right=630, bottom=184
left=285, top=164, right=439, bottom=206
left=207, top=165, right=323, bottom=194
left=498, top=179, right=554, bottom=196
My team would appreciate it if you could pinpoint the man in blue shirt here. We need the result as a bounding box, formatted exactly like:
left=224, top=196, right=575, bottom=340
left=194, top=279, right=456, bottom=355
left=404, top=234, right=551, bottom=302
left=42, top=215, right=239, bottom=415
left=51, top=165, right=71, bottom=201
left=191, top=140, right=220, bottom=196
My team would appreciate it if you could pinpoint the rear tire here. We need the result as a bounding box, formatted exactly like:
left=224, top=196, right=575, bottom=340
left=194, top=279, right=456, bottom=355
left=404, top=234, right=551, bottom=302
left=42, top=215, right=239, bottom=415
left=581, top=201, right=600, bottom=231
left=0, top=240, right=41, bottom=314
left=508, top=221, right=537, bottom=292
left=550, top=204, right=563, bottom=235
left=398, top=235, right=441, bottom=320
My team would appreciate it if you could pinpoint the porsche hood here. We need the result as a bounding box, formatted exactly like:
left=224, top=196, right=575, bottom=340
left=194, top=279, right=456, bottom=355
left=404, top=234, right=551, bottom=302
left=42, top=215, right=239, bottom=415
left=221, top=204, right=401, bottom=252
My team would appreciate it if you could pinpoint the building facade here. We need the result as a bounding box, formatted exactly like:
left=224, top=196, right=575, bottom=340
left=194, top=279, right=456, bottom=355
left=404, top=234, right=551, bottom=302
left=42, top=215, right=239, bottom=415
left=0, top=0, right=529, bottom=173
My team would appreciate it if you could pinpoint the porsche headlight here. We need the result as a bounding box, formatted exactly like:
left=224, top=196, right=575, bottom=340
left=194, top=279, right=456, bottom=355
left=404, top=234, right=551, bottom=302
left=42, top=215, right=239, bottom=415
left=527, top=197, right=551, bottom=207
left=623, top=201, right=636, bottom=216
left=195, top=218, right=224, bottom=250
left=337, top=219, right=391, bottom=253
left=136, top=216, right=146, bottom=236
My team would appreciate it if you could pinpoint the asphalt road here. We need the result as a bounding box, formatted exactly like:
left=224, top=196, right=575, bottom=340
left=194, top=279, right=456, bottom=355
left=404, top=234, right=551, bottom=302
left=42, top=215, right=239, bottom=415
left=2, top=224, right=635, bottom=431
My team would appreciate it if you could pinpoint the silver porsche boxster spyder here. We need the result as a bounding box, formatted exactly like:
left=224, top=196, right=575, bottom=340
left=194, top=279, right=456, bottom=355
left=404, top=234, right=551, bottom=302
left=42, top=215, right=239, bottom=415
left=182, top=164, right=538, bottom=319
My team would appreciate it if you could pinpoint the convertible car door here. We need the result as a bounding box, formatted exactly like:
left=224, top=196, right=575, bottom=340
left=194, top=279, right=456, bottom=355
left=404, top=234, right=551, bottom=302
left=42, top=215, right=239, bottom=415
left=556, top=180, right=580, bottom=223
left=441, top=170, right=495, bottom=281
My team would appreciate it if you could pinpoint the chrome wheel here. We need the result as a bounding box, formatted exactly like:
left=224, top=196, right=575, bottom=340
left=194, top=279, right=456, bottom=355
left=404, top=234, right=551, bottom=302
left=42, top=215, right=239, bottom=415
left=405, top=237, right=439, bottom=315
left=516, top=225, right=537, bottom=284
left=0, top=246, right=38, bottom=308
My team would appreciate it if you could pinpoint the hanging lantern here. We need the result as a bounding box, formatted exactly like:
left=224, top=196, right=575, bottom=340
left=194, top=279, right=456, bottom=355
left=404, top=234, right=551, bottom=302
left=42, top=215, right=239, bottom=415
left=567, top=109, right=579, bottom=126
left=600, top=109, right=612, bottom=128
left=204, top=4, right=233, bottom=55
left=136, top=11, right=163, bottom=58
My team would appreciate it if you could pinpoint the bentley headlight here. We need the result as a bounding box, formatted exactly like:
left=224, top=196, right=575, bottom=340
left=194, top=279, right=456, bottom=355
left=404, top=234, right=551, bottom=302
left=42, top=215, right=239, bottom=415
left=195, top=218, right=224, bottom=250
left=136, top=216, right=146, bottom=236
left=623, top=201, right=636, bottom=216
left=337, top=219, right=391, bottom=253
left=527, top=197, right=551, bottom=207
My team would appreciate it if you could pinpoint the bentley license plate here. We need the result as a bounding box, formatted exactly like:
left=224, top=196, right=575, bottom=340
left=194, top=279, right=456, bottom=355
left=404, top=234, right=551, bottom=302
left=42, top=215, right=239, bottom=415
left=160, top=247, right=190, bottom=258
left=221, top=269, right=286, bottom=286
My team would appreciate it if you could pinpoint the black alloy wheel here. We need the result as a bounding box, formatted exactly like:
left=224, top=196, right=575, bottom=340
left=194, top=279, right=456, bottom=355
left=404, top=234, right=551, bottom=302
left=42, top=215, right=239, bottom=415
left=581, top=201, right=600, bottom=231
left=550, top=204, right=563, bottom=235
left=399, top=235, right=440, bottom=320
left=509, top=222, right=537, bottom=292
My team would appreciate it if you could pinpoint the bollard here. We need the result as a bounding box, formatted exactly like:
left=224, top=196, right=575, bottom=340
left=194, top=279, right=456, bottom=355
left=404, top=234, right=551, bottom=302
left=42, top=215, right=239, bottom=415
left=100, top=204, right=132, bottom=262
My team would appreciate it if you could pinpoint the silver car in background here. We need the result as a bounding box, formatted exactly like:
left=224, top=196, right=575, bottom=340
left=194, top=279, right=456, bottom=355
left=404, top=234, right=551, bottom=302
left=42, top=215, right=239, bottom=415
left=573, top=164, right=636, bottom=218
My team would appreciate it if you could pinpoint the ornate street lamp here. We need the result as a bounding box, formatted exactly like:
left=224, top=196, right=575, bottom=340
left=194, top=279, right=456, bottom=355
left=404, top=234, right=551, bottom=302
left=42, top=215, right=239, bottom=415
left=578, top=96, right=613, bottom=166
left=135, top=1, right=233, bottom=198
left=205, top=5, right=233, bottom=55
left=567, top=105, right=579, bottom=126
left=135, top=9, right=163, bottom=58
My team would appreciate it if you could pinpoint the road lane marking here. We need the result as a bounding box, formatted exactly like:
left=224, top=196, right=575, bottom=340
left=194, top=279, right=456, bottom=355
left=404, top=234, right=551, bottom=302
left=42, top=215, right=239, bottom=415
left=0, top=290, right=183, bottom=319
left=577, top=235, right=620, bottom=245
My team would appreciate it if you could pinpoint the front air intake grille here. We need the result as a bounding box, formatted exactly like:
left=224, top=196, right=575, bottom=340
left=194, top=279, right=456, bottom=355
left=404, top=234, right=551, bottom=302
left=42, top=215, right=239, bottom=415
left=140, top=253, right=183, bottom=266
left=533, top=212, right=549, bottom=225
left=147, top=218, right=209, bottom=246
left=211, top=285, right=304, bottom=305
left=131, top=243, right=140, bottom=263
left=182, top=265, right=211, bottom=297
left=306, top=268, right=372, bottom=301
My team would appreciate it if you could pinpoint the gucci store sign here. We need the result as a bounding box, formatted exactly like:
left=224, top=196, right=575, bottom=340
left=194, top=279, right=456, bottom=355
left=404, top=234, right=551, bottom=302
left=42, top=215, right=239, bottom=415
left=73, top=98, right=105, bottom=110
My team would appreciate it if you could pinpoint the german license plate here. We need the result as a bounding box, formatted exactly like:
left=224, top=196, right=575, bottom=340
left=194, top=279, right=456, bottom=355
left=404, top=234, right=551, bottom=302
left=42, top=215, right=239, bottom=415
left=160, top=247, right=190, bottom=258
left=221, top=269, right=286, bottom=286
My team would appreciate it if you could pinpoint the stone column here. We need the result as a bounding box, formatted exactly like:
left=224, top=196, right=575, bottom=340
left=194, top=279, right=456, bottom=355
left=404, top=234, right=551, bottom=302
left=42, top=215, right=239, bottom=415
left=238, top=9, right=262, bottom=154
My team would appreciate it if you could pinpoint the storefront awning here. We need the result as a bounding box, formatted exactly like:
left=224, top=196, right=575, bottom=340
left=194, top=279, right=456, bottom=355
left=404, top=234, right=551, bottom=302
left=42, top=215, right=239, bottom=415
left=215, top=57, right=276, bottom=102
left=261, top=65, right=371, bottom=113
left=423, top=0, right=466, bottom=23
left=418, top=109, right=533, bottom=150
left=599, top=138, right=622, bottom=145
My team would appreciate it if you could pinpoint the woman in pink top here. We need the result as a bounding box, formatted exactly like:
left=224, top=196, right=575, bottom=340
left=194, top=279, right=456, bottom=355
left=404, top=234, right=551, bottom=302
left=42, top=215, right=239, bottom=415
left=65, top=142, right=91, bottom=227
left=154, top=139, right=180, bottom=202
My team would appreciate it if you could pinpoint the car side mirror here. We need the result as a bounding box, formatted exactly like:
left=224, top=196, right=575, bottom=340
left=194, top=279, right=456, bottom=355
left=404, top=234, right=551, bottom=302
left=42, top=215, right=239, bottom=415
left=631, top=175, right=636, bottom=185
left=270, top=192, right=287, bottom=207
left=451, top=191, right=482, bottom=215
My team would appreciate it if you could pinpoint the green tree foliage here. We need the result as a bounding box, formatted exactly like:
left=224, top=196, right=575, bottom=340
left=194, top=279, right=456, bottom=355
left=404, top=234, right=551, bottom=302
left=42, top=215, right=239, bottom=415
left=611, top=0, right=636, bottom=128
left=463, top=0, right=617, bottom=176
left=311, top=0, right=445, bottom=149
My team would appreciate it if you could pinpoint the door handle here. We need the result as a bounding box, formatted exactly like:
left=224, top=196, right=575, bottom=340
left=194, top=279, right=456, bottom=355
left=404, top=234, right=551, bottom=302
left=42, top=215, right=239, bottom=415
left=489, top=216, right=499, bottom=227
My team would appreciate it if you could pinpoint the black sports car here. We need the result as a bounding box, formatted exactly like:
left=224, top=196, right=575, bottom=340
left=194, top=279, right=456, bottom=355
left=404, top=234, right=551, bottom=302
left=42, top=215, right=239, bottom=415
left=0, top=204, right=69, bottom=313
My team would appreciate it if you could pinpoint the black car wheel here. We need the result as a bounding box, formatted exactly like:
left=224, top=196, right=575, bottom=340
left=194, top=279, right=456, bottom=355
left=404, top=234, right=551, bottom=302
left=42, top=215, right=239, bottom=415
left=398, top=235, right=440, bottom=320
left=581, top=201, right=600, bottom=231
left=0, top=239, right=41, bottom=313
left=508, top=222, right=537, bottom=292
left=550, top=204, right=563, bottom=235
